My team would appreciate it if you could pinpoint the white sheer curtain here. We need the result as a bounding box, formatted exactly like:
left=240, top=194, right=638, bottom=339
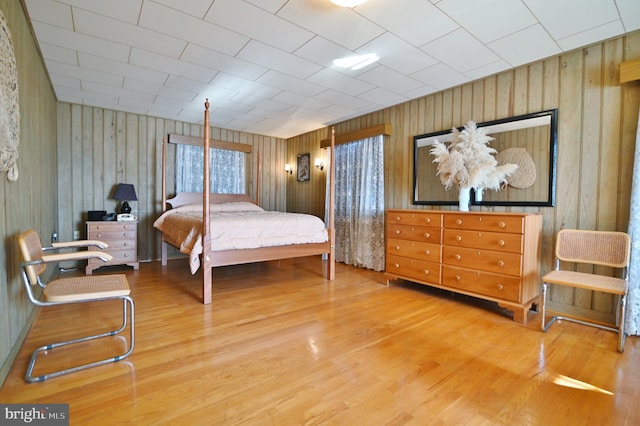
left=176, top=144, right=245, bottom=193
left=625, top=108, right=640, bottom=335
left=325, top=135, right=385, bottom=271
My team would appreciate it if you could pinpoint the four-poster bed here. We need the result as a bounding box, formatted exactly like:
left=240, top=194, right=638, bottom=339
left=155, top=100, right=336, bottom=304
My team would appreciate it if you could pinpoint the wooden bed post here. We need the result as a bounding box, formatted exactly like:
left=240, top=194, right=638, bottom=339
left=161, top=137, right=168, bottom=266
left=202, top=100, right=213, bottom=304
left=327, top=127, right=336, bottom=280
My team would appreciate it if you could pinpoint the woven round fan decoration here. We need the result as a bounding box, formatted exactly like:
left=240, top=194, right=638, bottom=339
left=495, top=147, right=536, bottom=189
left=0, top=9, right=20, bottom=182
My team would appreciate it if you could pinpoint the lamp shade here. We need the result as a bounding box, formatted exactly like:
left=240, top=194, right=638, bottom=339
left=113, top=183, right=137, bottom=201
left=113, top=183, right=137, bottom=214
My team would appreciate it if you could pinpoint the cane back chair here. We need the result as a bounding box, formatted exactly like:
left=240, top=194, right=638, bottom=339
left=17, top=229, right=135, bottom=382
left=540, top=229, right=631, bottom=352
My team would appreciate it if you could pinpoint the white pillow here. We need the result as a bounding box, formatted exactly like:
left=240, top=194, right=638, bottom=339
left=210, top=202, right=263, bottom=212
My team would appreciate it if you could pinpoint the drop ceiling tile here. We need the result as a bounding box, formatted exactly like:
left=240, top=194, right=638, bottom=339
left=277, top=0, right=385, bottom=51
left=39, top=42, right=78, bottom=66
left=313, top=89, right=370, bottom=111
left=556, top=20, right=625, bottom=51
left=272, top=91, right=331, bottom=111
left=356, top=66, right=424, bottom=94
left=78, top=53, right=168, bottom=85
left=357, top=87, right=407, bottom=106
left=81, top=81, right=158, bottom=103
left=411, top=63, right=469, bottom=90
left=181, top=44, right=268, bottom=81
left=523, top=0, right=620, bottom=40
left=24, top=0, right=73, bottom=29
left=73, top=8, right=187, bottom=59
left=130, top=49, right=217, bottom=83
left=256, top=71, right=327, bottom=98
left=55, top=0, right=142, bottom=24
left=243, top=0, right=288, bottom=14
left=356, top=0, right=459, bottom=47
left=46, top=61, right=124, bottom=87
left=437, top=0, right=537, bottom=43
left=421, top=28, right=501, bottom=73
left=356, top=32, right=439, bottom=75
left=49, top=73, right=82, bottom=90
left=618, top=0, right=640, bottom=31
left=139, top=1, right=248, bottom=57
left=489, top=24, right=561, bottom=67
left=294, top=36, right=354, bottom=69
left=205, top=0, right=313, bottom=53
left=237, top=40, right=322, bottom=79
left=123, top=79, right=197, bottom=102
left=32, top=22, right=130, bottom=62
left=464, top=59, right=512, bottom=80
left=152, top=0, right=214, bottom=19
left=306, top=68, right=375, bottom=97
left=209, top=73, right=281, bottom=99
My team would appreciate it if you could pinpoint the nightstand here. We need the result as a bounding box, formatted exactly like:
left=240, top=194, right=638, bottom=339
left=86, top=221, right=139, bottom=274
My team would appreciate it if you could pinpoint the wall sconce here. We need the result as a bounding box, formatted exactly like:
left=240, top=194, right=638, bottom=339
left=314, top=158, right=324, bottom=171
left=284, top=163, right=292, bottom=174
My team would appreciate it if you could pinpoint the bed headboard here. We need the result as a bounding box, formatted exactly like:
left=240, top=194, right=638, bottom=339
left=167, top=192, right=253, bottom=208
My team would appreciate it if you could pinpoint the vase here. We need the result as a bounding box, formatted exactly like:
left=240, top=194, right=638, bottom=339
left=458, top=186, right=470, bottom=212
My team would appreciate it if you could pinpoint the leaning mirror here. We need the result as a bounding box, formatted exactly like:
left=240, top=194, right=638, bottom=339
left=413, top=109, right=558, bottom=207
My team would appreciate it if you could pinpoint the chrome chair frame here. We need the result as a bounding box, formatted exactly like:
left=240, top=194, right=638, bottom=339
left=540, top=229, right=630, bottom=352
left=18, top=230, right=135, bottom=382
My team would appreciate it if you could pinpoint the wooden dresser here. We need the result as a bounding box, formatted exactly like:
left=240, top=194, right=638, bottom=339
left=86, top=221, right=139, bottom=275
left=385, top=210, right=542, bottom=323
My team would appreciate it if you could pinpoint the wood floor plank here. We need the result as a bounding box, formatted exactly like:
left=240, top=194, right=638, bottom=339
left=1, top=256, right=639, bottom=425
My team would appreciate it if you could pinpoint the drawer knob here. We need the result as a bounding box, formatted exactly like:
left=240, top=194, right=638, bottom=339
left=456, top=235, right=462, bottom=242
left=123, top=233, right=129, bottom=237
left=456, top=219, right=462, bottom=225
left=424, top=217, right=431, bottom=224
left=97, top=233, right=102, bottom=238
left=395, top=216, right=400, bottom=222
left=498, top=239, right=505, bottom=246
left=498, top=221, right=506, bottom=228
left=497, top=260, right=505, bottom=267
left=395, top=230, right=401, bottom=235
left=424, top=232, right=431, bottom=239
left=423, top=269, right=430, bottom=275
left=424, top=250, right=430, bottom=256
left=96, top=225, right=102, bottom=230
left=497, top=284, right=504, bottom=290
left=124, top=242, right=129, bottom=247
left=123, top=253, right=129, bottom=258
left=455, top=254, right=461, bottom=261
left=394, top=263, right=400, bottom=269
left=455, top=275, right=461, bottom=281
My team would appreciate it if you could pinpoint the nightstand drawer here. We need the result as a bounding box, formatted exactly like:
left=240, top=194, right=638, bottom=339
left=89, top=230, right=136, bottom=240
left=86, top=220, right=138, bottom=274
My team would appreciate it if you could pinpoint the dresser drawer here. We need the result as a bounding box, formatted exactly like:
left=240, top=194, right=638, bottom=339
left=386, top=223, right=442, bottom=244
left=387, top=238, right=441, bottom=263
left=442, top=229, right=523, bottom=254
left=386, top=254, right=441, bottom=285
left=442, top=265, right=520, bottom=302
left=442, top=245, right=522, bottom=276
left=88, top=222, right=136, bottom=232
left=387, top=211, right=442, bottom=227
left=89, top=230, right=136, bottom=240
left=444, top=214, right=524, bottom=234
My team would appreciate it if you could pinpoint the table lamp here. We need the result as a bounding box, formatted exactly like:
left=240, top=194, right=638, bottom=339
left=113, top=183, right=137, bottom=214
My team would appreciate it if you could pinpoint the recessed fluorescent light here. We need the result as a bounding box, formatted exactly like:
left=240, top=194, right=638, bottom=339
left=330, top=0, right=368, bottom=7
left=333, top=53, right=379, bottom=70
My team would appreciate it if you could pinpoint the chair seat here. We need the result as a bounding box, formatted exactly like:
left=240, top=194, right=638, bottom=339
left=44, top=274, right=130, bottom=302
left=543, top=270, right=627, bottom=295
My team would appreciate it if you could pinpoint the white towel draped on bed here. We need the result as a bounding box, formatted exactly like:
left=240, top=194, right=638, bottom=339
left=154, top=203, right=328, bottom=274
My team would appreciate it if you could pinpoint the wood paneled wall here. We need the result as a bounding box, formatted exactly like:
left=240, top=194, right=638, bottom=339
left=55, top=104, right=288, bottom=263
left=287, top=30, right=640, bottom=324
left=0, top=0, right=58, bottom=384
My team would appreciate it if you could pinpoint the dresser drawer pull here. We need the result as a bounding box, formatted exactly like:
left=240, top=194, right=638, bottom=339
left=456, top=219, right=462, bottom=225
left=423, top=269, right=430, bottom=275
left=497, top=284, right=503, bottom=290
left=424, top=232, right=431, bottom=239
left=456, top=235, right=462, bottom=242
left=424, top=249, right=430, bottom=256
left=394, top=216, right=401, bottom=222
left=96, top=225, right=102, bottom=230
left=123, top=253, right=129, bottom=258
left=497, top=260, right=505, bottom=267
left=124, top=242, right=129, bottom=247
left=123, top=233, right=129, bottom=237
left=455, top=254, right=461, bottom=261
left=498, top=239, right=505, bottom=246
left=424, top=217, right=431, bottom=224
left=97, top=233, right=102, bottom=238
left=394, top=263, right=400, bottom=269
left=455, top=275, right=461, bottom=281
left=498, top=221, right=506, bottom=228
left=395, top=230, right=401, bottom=235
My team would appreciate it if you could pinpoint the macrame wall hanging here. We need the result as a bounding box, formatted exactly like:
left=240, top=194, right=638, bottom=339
left=0, top=9, right=20, bottom=182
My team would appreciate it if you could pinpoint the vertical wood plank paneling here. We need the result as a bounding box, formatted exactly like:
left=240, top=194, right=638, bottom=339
left=285, top=30, right=640, bottom=324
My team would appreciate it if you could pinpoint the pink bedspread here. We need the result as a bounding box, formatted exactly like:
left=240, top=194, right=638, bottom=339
left=154, top=203, right=328, bottom=273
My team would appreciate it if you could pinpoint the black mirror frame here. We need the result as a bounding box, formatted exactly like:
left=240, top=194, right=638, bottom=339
left=412, top=109, right=558, bottom=207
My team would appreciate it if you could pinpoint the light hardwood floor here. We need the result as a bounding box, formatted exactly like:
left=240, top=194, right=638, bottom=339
left=1, top=257, right=639, bottom=425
